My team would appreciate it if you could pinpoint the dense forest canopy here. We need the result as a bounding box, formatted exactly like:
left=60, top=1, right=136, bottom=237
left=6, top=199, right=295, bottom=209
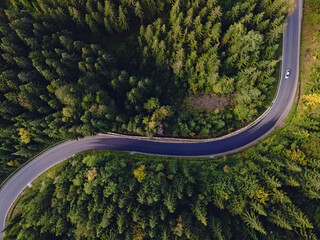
left=2, top=1, right=320, bottom=239
left=3, top=145, right=320, bottom=240
left=3, top=36, right=320, bottom=238
left=0, top=0, right=291, bottom=181
left=4, top=13, right=320, bottom=234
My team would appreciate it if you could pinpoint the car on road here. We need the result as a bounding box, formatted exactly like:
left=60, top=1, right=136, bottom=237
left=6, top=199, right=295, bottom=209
left=285, top=69, right=291, bottom=79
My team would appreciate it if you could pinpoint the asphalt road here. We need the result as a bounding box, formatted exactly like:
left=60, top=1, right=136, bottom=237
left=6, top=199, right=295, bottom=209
left=0, top=0, right=302, bottom=237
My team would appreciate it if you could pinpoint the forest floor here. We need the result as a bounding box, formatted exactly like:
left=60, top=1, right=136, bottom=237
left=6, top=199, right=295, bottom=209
left=185, top=93, right=232, bottom=112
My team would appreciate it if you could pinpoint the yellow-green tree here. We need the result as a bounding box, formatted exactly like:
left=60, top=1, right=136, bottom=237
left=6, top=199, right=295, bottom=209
left=134, top=164, right=147, bottom=183
left=19, top=128, right=31, bottom=144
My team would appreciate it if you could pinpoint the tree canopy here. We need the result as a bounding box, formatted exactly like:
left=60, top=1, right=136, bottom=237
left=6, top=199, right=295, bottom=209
left=2, top=1, right=320, bottom=239
left=3, top=147, right=320, bottom=240
left=0, top=0, right=291, bottom=182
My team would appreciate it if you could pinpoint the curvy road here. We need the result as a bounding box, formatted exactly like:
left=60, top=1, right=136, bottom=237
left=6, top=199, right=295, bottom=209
left=0, top=0, right=302, bottom=237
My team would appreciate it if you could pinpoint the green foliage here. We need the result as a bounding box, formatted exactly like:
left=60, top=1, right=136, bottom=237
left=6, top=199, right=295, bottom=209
left=133, top=164, right=147, bottom=183
left=0, top=0, right=289, bottom=183
left=2, top=2, right=320, bottom=240
left=4, top=147, right=320, bottom=240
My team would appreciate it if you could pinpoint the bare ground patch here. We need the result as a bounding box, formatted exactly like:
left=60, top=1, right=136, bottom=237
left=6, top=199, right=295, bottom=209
left=185, top=93, right=232, bottom=112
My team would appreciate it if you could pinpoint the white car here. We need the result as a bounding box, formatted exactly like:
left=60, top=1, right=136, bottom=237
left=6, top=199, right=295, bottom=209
left=285, top=69, right=291, bottom=79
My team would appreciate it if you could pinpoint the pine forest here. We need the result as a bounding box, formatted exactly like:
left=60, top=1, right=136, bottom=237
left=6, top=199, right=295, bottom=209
left=0, top=0, right=291, bottom=181
left=2, top=0, right=320, bottom=239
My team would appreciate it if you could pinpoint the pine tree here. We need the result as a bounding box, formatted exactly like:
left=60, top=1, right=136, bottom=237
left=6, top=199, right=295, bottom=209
left=241, top=211, right=267, bottom=235
left=118, top=6, right=128, bottom=31
left=268, top=210, right=293, bottom=230
left=210, top=218, right=225, bottom=240
left=163, top=192, right=176, bottom=213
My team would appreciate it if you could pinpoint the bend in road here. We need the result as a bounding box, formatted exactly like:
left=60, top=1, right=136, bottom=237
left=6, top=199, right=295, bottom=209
left=0, top=0, right=302, bottom=237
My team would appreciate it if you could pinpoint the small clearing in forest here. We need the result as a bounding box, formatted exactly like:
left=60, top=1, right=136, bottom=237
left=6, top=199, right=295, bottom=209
left=185, top=94, right=232, bottom=112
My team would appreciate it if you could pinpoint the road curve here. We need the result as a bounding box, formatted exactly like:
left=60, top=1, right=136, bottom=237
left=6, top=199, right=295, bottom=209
left=0, top=0, right=302, bottom=237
